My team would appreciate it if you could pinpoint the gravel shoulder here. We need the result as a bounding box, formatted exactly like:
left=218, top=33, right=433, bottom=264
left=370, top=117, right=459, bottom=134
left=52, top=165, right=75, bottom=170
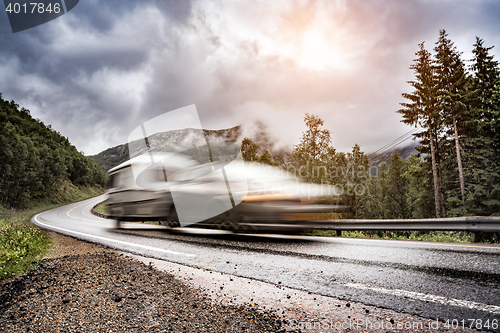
left=0, top=232, right=479, bottom=332
left=0, top=232, right=282, bottom=332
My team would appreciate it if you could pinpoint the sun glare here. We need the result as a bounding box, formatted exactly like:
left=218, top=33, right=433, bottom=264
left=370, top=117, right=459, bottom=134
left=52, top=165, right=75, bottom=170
left=255, top=25, right=349, bottom=72
left=258, top=16, right=350, bottom=72
left=296, top=27, right=348, bottom=71
left=204, top=1, right=353, bottom=72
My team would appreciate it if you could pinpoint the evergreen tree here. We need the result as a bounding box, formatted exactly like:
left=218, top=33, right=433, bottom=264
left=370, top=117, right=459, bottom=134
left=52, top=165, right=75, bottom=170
left=465, top=37, right=500, bottom=215
left=358, top=171, right=384, bottom=219
left=404, top=154, right=435, bottom=218
left=398, top=42, right=443, bottom=217
left=343, top=144, right=369, bottom=218
left=383, top=151, right=410, bottom=218
left=434, top=29, right=469, bottom=212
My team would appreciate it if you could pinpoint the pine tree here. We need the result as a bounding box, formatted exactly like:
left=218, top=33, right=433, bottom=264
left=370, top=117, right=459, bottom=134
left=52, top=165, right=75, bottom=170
left=434, top=29, right=469, bottom=212
left=398, top=42, right=443, bottom=217
left=384, top=151, right=410, bottom=218
left=404, top=154, right=435, bottom=218
left=466, top=37, right=500, bottom=215
left=358, top=172, right=384, bottom=219
left=346, top=144, right=369, bottom=219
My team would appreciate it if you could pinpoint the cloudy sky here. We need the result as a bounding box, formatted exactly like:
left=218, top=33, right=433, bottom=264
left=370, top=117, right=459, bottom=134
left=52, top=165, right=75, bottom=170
left=1, top=0, right=500, bottom=155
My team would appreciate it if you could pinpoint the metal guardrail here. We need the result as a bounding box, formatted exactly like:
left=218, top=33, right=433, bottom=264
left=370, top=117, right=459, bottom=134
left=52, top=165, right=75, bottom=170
left=309, top=216, right=500, bottom=242
left=91, top=199, right=498, bottom=242
left=310, top=216, right=500, bottom=233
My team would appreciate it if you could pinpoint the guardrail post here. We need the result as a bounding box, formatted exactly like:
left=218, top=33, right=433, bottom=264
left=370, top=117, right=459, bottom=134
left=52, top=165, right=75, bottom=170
left=336, top=230, right=342, bottom=237
left=470, top=232, right=481, bottom=243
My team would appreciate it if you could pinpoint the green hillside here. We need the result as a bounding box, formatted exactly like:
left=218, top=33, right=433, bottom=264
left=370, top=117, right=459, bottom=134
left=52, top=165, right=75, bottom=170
left=0, top=93, right=106, bottom=209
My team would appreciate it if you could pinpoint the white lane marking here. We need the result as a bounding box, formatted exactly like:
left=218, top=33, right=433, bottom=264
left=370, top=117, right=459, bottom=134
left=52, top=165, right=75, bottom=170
left=33, top=213, right=196, bottom=259
left=344, top=283, right=500, bottom=314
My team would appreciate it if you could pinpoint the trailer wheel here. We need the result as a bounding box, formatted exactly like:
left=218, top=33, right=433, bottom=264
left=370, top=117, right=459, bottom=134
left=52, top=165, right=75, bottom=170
left=165, top=207, right=180, bottom=228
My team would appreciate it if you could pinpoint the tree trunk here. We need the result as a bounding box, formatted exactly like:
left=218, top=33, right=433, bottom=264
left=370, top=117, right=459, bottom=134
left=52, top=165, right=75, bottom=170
left=438, top=161, right=446, bottom=217
left=429, top=128, right=441, bottom=218
left=452, top=112, right=466, bottom=210
left=355, top=192, right=358, bottom=219
left=434, top=132, right=446, bottom=217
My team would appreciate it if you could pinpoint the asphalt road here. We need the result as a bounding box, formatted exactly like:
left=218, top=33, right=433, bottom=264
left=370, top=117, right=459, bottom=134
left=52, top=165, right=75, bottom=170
left=33, top=195, right=500, bottom=332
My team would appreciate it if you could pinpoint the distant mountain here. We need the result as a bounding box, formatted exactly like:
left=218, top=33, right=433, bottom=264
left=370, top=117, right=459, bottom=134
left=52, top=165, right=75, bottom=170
left=89, top=144, right=130, bottom=172
left=368, top=141, right=420, bottom=166
left=90, top=123, right=418, bottom=172
left=89, top=126, right=241, bottom=172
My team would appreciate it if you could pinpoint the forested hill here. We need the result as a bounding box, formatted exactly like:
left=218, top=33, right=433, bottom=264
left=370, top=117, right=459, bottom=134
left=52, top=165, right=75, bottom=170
left=89, top=144, right=129, bottom=172
left=0, top=93, right=106, bottom=208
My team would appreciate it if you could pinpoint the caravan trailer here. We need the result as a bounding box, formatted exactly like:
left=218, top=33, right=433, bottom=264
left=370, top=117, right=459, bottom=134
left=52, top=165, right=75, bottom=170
left=106, top=153, right=343, bottom=232
left=106, top=153, right=196, bottom=227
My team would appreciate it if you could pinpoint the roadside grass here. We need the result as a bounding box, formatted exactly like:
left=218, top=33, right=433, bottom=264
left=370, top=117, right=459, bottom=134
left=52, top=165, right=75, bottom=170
left=93, top=201, right=109, bottom=215
left=0, top=181, right=105, bottom=282
left=0, top=223, right=50, bottom=281
left=303, top=230, right=475, bottom=243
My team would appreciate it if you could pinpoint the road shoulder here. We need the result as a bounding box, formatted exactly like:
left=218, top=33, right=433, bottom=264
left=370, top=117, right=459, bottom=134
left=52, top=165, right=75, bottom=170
left=0, top=232, right=282, bottom=332
left=0, top=231, right=480, bottom=332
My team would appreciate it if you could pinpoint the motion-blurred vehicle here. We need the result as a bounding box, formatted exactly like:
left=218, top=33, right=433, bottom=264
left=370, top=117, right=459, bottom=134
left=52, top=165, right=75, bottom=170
left=106, top=152, right=343, bottom=233
left=106, top=153, right=194, bottom=226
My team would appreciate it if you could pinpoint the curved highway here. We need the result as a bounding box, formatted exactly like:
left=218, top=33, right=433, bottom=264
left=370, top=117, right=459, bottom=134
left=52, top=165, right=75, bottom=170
left=33, top=195, right=500, bottom=331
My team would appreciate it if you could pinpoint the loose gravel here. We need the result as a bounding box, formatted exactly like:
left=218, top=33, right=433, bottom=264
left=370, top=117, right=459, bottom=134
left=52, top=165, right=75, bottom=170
left=0, top=232, right=282, bottom=332
left=0, top=232, right=480, bottom=333
left=131, top=256, right=480, bottom=333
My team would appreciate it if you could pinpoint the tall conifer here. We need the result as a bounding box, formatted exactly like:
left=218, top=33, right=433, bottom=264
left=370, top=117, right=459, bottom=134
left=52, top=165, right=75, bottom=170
left=434, top=29, right=469, bottom=212
left=398, top=42, right=442, bottom=217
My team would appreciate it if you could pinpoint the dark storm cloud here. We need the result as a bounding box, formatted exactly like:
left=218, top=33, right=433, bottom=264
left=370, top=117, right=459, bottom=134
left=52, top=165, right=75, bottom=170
left=1, top=0, right=499, bottom=154
left=0, top=0, right=194, bottom=153
left=0, top=0, right=192, bottom=76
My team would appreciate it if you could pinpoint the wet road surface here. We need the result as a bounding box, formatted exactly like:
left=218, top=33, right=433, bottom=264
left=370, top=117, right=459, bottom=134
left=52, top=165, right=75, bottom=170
left=33, top=196, right=500, bottom=331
